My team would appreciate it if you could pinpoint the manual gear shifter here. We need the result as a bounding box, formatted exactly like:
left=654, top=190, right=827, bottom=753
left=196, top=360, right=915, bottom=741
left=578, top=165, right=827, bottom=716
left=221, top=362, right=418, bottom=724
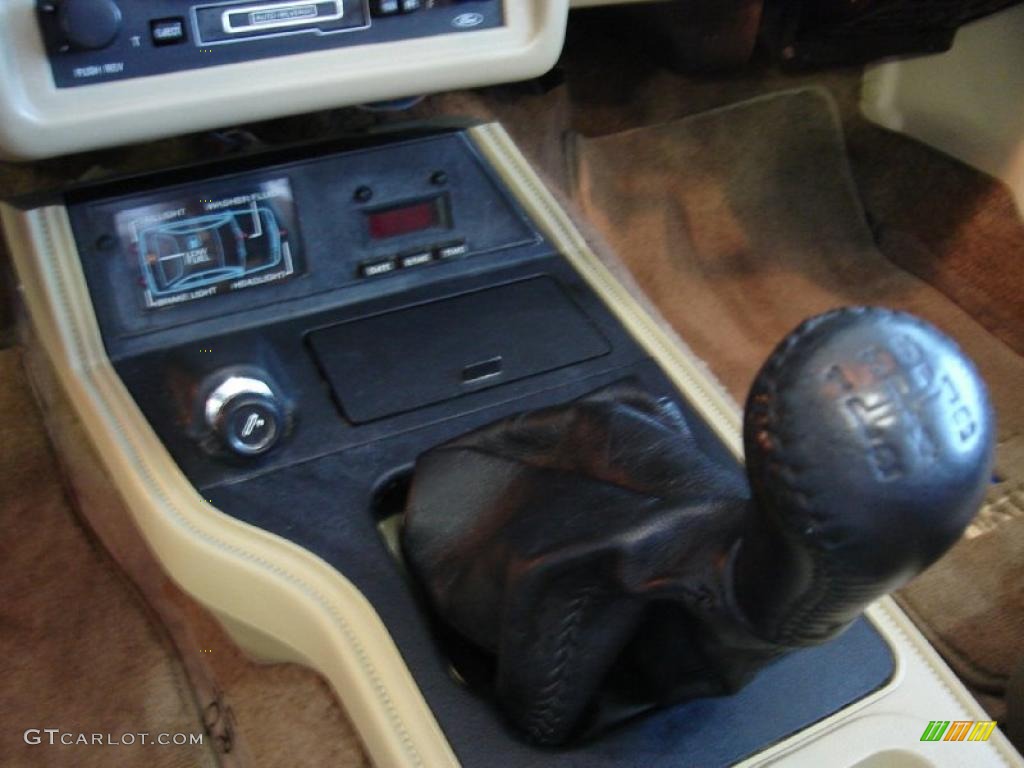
left=402, top=307, right=994, bottom=746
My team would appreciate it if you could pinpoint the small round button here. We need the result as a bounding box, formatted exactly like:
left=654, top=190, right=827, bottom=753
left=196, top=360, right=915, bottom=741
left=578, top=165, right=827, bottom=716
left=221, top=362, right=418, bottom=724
left=204, top=375, right=288, bottom=458
left=58, top=0, right=122, bottom=51
left=222, top=397, right=282, bottom=457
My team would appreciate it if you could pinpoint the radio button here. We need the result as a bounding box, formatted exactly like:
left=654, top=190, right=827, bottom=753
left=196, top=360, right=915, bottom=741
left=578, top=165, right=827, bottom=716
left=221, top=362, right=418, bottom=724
left=151, top=18, right=187, bottom=46
left=435, top=241, right=469, bottom=260
left=359, top=258, right=398, bottom=278
left=399, top=250, right=434, bottom=269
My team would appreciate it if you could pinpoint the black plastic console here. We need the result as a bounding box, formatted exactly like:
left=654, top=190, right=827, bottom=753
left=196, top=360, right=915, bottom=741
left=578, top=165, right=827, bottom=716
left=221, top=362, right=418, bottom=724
left=63, top=128, right=894, bottom=766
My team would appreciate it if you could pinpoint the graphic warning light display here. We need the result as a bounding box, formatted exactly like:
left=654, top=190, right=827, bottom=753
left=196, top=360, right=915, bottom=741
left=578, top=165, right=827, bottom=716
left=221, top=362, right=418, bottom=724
left=114, top=178, right=300, bottom=310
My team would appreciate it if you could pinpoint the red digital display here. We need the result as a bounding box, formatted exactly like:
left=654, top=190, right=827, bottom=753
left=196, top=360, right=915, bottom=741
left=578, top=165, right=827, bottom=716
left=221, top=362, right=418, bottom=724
left=367, top=198, right=446, bottom=240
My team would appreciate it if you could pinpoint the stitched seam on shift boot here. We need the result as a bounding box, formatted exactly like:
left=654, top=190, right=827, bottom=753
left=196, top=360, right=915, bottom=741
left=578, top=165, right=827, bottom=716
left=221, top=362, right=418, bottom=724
left=524, top=589, right=594, bottom=742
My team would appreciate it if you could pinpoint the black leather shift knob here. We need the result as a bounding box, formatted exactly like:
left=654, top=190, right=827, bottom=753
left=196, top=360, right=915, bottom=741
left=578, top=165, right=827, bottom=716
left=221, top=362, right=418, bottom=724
left=401, top=307, right=994, bottom=745
left=736, top=308, right=995, bottom=645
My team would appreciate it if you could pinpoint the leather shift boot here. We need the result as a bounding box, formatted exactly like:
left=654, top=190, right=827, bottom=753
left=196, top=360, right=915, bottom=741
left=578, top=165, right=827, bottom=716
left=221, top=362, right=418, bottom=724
left=404, top=387, right=777, bottom=744
left=402, top=308, right=994, bottom=745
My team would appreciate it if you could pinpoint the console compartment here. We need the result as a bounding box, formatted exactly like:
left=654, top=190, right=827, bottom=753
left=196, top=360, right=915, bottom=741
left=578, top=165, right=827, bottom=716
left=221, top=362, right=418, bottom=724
left=308, top=277, right=611, bottom=423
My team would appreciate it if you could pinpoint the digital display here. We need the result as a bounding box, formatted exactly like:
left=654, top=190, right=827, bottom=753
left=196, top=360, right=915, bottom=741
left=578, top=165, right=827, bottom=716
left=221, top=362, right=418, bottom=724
left=114, top=178, right=300, bottom=310
left=367, top=196, right=449, bottom=240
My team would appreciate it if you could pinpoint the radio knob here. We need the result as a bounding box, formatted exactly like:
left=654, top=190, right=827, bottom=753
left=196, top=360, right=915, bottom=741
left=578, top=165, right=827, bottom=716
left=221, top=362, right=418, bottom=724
left=204, top=375, right=286, bottom=458
left=56, top=0, right=123, bottom=51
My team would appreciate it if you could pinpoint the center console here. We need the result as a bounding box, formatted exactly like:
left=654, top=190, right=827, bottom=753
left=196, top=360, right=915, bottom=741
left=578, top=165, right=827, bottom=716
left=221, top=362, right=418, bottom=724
left=3, top=125, right=1018, bottom=766
left=56, top=126, right=896, bottom=764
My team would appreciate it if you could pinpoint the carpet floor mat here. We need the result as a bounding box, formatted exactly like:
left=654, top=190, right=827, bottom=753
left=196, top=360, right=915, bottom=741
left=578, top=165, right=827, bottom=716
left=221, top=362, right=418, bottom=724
left=0, top=348, right=218, bottom=768
left=569, top=86, right=1024, bottom=727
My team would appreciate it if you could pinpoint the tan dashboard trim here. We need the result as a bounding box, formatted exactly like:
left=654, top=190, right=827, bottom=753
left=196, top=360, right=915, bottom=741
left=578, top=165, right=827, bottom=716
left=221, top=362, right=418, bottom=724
left=2, top=123, right=1020, bottom=767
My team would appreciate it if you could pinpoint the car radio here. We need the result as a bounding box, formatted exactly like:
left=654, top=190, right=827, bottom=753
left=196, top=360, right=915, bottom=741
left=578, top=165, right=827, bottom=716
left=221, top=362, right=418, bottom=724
left=0, top=1, right=567, bottom=159
left=35, top=0, right=504, bottom=87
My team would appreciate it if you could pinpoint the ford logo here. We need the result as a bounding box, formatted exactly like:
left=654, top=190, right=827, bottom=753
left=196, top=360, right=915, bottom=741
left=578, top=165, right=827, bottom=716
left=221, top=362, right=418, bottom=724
left=452, top=12, right=485, bottom=29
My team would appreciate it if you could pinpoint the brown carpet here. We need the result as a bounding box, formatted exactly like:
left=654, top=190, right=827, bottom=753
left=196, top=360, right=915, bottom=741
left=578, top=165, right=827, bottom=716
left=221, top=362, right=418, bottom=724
left=570, top=87, right=1024, bottom=725
left=847, top=123, right=1024, bottom=360
left=0, top=347, right=218, bottom=768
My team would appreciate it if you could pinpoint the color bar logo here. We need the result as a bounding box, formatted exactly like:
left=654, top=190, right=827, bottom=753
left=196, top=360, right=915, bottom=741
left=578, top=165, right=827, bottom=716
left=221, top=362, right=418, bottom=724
left=921, top=720, right=998, bottom=742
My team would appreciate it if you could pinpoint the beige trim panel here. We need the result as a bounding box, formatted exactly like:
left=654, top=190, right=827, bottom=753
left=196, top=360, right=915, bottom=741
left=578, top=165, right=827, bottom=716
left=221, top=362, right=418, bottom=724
left=0, top=0, right=568, bottom=161
left=861, top=5, right=1024, bottom=216
left=2, top=202, right=460, bottom=768
left=4, top=123, right=1022, bottom=766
